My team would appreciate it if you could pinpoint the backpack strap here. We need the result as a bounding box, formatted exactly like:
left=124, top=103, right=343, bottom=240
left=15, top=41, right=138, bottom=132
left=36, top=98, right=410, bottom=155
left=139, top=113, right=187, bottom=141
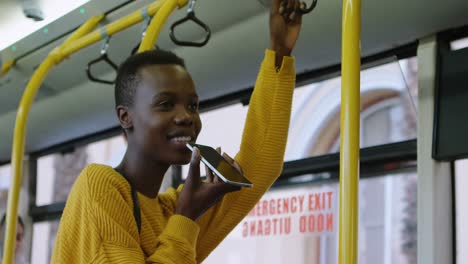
left=114, top=168, right=141, bottom=234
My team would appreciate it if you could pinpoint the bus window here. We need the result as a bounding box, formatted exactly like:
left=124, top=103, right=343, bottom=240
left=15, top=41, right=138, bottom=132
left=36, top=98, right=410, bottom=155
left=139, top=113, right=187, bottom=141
left=0, top=163, right=29, bottom=263
left=179, top=57, right=418, bottom=181
left=35, top=135, right=126, bottom=206
left=285, top=57, right=418, bottom=160
left=203, top=171, right=417, bottom=264
left=0, top=164, right=11, bottom=212
left=31, top=219, right=60, bottom=264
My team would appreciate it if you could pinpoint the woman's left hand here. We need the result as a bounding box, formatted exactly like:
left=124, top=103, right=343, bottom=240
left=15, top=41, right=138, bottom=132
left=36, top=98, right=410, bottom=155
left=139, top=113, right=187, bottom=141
left=270, top=0, right=306, bottom=67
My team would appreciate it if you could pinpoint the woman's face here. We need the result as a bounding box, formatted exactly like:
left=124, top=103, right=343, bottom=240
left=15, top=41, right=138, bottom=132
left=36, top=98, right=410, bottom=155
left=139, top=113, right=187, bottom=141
left=128, top=64, right=202, bottom=165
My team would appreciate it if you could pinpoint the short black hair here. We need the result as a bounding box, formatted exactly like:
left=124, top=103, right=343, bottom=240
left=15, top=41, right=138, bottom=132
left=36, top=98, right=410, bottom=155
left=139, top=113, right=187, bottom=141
left=115, top=49, right=186, bottom=108
left=0, top=214, right=24, bottom=228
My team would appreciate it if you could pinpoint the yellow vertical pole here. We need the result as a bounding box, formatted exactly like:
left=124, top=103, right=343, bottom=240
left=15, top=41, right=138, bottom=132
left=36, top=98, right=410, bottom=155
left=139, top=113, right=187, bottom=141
left=338, top=0, right=361, bottom=263
left=1, top=15, right=103, bottom=264
left=2, top=57, right=55, bottom=264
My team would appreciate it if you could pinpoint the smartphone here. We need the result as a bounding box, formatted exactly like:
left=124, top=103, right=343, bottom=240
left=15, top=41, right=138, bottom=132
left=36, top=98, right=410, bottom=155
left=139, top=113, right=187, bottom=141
left=186, top=143, right=253, bottom=188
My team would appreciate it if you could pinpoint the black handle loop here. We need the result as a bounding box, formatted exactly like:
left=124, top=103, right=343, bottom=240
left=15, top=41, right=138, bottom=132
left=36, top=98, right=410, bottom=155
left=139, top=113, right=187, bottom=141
left=169, top=0, right=211, bottom=47
left=86, top=29, right=119, bottom=85
left=298, top=0, right=318, bottom=14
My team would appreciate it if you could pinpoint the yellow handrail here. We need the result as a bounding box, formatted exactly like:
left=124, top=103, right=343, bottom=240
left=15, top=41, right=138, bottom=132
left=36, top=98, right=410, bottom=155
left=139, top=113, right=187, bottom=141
left=3, top=1, right=187, bottom=263
left=1, top=14, right=103, bottom=263
left=63, top=15, right=105, bottom=47
left=1, top=60, right=14, bottom=77
left=2, top=58, right=54, bottom=264
left=139, top=0, right=187, bottom=52
left=61, top=0, right=168, bottom=57
left=338, top=0, right=361, bottom=263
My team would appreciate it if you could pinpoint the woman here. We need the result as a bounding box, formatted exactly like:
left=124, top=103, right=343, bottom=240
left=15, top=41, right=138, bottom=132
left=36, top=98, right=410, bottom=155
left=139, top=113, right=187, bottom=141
left=52, top=1, right=305, bottom=263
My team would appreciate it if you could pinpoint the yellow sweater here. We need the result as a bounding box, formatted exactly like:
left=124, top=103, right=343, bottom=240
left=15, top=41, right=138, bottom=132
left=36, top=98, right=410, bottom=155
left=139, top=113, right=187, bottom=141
left=51, top=49, right=295, bottom=264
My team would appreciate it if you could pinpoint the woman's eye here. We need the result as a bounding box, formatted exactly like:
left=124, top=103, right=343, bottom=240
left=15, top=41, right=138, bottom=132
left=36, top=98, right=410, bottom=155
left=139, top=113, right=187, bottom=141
left=158, top=101, right=174, bottom=109
left=188, top=102, right=199, bottom=112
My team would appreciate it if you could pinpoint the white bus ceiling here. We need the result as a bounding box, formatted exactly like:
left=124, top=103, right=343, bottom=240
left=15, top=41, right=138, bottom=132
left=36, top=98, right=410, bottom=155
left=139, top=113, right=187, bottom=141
left=0, top=0, right=467, bottom=162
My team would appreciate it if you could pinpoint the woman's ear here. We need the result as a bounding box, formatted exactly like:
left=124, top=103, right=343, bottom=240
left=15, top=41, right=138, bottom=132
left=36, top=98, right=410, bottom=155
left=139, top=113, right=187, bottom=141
left=116, top=105, right=133, bottom=129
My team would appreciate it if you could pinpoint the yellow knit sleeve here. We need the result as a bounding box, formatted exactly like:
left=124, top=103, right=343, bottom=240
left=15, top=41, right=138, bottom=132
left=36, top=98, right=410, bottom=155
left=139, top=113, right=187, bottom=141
left=52, top=165, right=200, bottom=264
left=192, top=49, right=296, bottom=262
left=146, top=215, right=200, bottom=264
left=95, top=193, right=200, bottom=264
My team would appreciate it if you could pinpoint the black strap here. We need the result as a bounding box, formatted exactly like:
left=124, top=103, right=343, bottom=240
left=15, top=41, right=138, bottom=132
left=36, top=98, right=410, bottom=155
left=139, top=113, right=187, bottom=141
left=114, top=168, right=141, bottom=234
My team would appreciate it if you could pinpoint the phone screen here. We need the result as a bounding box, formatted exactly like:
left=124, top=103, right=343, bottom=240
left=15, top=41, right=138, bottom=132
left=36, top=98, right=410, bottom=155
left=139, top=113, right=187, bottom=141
left=186, top=143, right=253, bottom=188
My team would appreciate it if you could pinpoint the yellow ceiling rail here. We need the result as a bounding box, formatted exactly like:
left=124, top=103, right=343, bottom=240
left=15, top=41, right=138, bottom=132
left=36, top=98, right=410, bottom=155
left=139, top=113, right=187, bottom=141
left=2, top=1, right=186, bottom=262
left=338, top=0, right=361, bottom=263
left=63, top=14, right=105, bottom=47
left=61, top=0, right=177, bottom=57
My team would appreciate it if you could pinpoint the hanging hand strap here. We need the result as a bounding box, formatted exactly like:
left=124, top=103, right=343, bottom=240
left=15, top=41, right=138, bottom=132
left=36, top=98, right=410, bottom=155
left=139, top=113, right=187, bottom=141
left=169, top=0, right=211, bottom=47
left=86, top=28, right=119, bottom=85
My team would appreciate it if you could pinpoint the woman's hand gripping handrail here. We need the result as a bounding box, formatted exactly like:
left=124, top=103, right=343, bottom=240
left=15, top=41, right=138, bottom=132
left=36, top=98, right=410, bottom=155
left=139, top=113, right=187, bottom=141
left=260, top=0, right=318, bottom=14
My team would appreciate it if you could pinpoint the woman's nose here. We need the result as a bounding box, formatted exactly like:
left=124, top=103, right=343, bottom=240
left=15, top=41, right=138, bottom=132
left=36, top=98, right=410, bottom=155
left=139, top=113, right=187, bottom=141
left=174, top=108, right=193, bottom=126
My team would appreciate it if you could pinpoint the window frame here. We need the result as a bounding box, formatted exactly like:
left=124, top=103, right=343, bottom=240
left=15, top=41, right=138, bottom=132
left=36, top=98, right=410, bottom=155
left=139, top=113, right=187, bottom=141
left=26, top=42, right=419, bottom=222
